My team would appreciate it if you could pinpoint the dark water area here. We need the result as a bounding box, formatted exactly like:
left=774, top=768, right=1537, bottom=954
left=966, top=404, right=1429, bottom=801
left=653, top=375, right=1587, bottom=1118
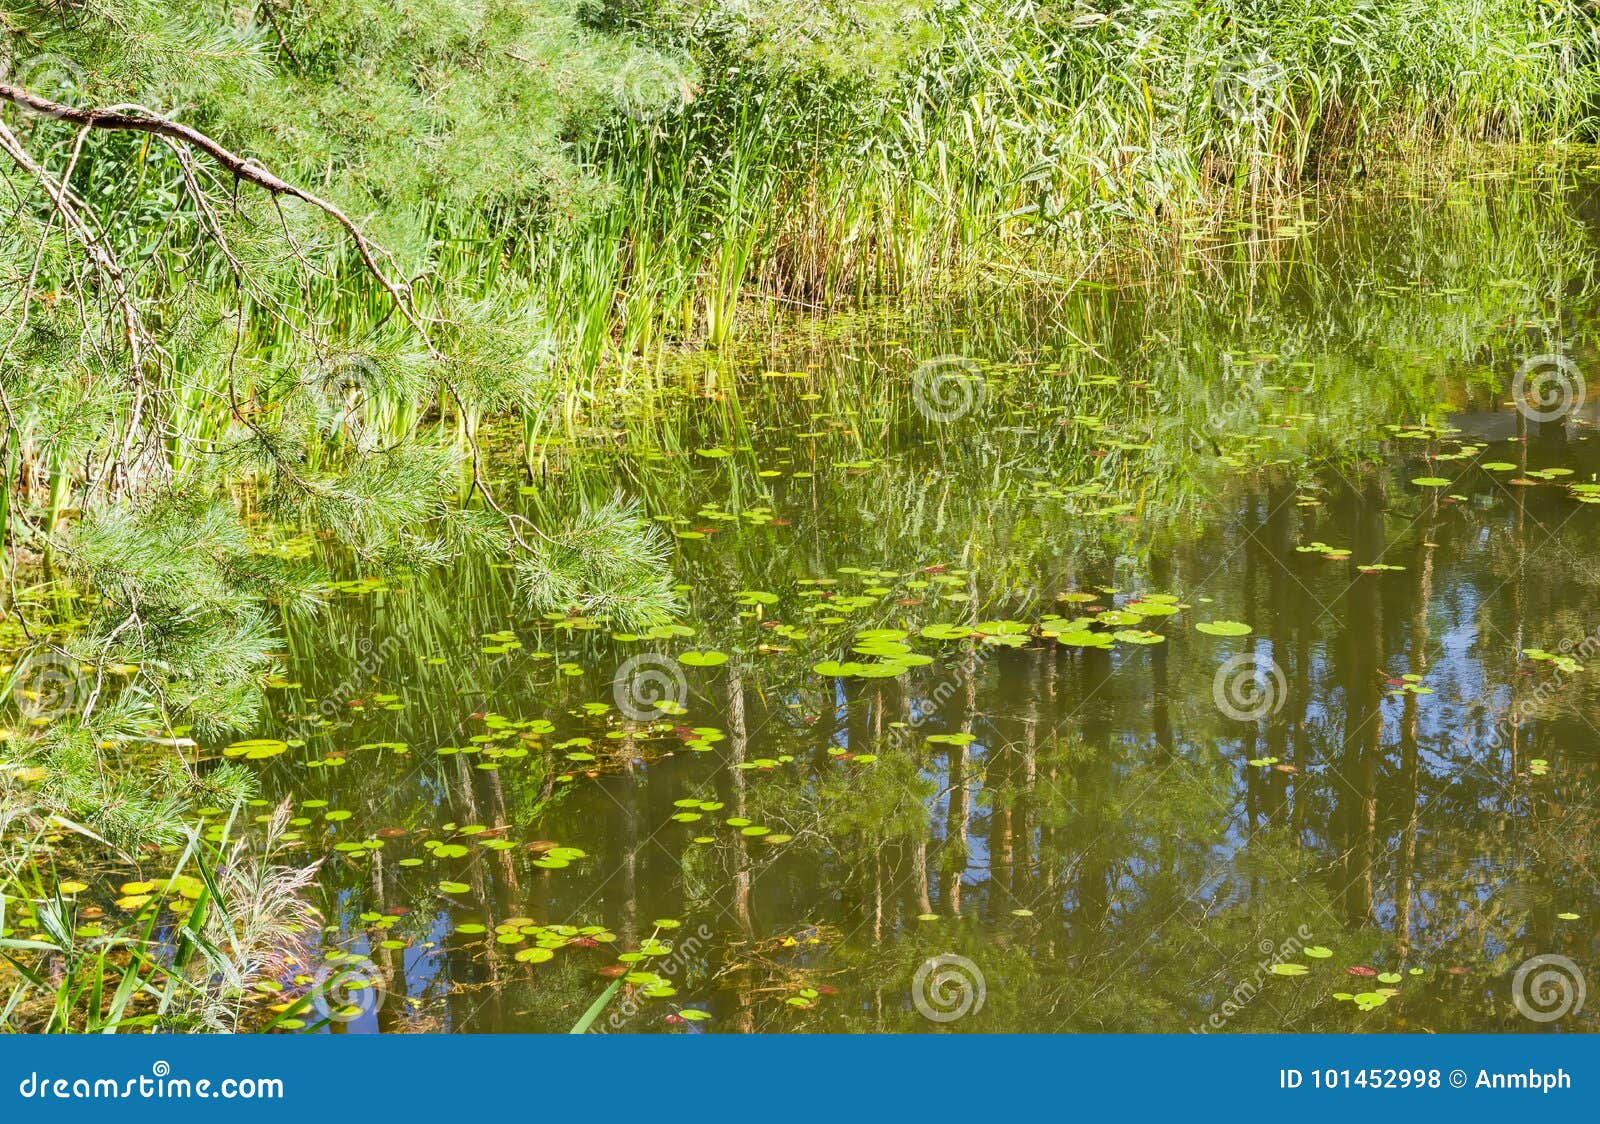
left=249, top=160, right=1600, bottom=1032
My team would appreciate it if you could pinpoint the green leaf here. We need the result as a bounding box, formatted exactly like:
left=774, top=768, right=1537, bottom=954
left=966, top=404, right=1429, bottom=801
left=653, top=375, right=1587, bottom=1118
left=569, top=978, right=625, bottom=1034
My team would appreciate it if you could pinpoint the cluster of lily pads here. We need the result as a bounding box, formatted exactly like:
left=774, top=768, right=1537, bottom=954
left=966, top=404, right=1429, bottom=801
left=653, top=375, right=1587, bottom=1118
left=668, top=796, right=794, bottom=846
left=1395, top=420, right=1600, bottom=510
left=1270, top=947, right=1429, bottom=1013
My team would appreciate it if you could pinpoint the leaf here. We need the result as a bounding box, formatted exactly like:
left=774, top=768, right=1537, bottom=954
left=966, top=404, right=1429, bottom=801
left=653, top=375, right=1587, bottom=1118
left=1270, top=963, right=1309, bottom=976
left=1195, top=620, right=1252, bottom=636
left=223, top=738, right=289, bottom=759
left=569, top=978, right=625, bottom=1034
left=678, top=650, right=728, bottom=667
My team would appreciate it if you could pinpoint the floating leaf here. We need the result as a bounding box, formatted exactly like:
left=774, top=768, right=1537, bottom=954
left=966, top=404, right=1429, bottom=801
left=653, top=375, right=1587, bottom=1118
left=1195, top=620, right=1252, bottom=636
left=223, top=738, right=288, bottom=759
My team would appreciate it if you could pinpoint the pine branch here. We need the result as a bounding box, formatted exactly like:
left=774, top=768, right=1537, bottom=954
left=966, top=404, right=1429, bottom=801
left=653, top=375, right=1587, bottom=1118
left=0, top=78, right=549, bottom=554
left=0, top=79, right=426, bottom=341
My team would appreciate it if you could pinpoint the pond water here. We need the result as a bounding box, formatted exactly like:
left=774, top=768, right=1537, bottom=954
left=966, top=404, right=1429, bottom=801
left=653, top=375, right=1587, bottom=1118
left=253, top=159, right=1600, bottom=1032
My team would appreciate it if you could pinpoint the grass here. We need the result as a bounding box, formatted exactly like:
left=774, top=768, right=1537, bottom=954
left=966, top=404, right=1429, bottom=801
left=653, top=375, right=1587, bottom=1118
left=5, top=0, right=1595, bottom=512
left=535, top=0, right=1600, bottom=381
left=0, top=804, right=318, bottom=1032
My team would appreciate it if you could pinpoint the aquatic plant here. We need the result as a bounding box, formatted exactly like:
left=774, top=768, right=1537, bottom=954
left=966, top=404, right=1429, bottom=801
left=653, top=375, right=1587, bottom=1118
left=0, top=803, right=317, bottom=1032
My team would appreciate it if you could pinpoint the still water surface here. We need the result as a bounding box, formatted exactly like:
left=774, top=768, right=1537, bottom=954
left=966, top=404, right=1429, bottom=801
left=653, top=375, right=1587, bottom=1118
left=258, top=161, right=1600, bottom=1032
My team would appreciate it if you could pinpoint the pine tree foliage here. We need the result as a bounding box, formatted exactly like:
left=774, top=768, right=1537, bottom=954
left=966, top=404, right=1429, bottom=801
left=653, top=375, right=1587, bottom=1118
left=0, top=0, right=679, bottom=751
left=515, top=495, right=679, bottom=629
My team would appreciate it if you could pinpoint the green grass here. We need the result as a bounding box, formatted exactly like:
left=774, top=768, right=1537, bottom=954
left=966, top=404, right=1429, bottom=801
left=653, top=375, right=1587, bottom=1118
left=6, top=0, right=1595, bottom=497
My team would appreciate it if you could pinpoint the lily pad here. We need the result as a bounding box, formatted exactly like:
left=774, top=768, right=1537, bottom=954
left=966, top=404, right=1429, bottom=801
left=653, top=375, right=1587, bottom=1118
left=678, top=650, right=728, bottom=667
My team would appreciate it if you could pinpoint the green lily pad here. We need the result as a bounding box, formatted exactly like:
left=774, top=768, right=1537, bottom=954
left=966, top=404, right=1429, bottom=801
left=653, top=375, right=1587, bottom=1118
left=1195, top=620, right=1252, bottom=636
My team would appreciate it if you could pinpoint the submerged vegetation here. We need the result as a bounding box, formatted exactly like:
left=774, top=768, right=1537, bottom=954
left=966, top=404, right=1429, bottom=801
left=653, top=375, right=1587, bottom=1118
left=3, top=0, right=1600, bottom=1031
